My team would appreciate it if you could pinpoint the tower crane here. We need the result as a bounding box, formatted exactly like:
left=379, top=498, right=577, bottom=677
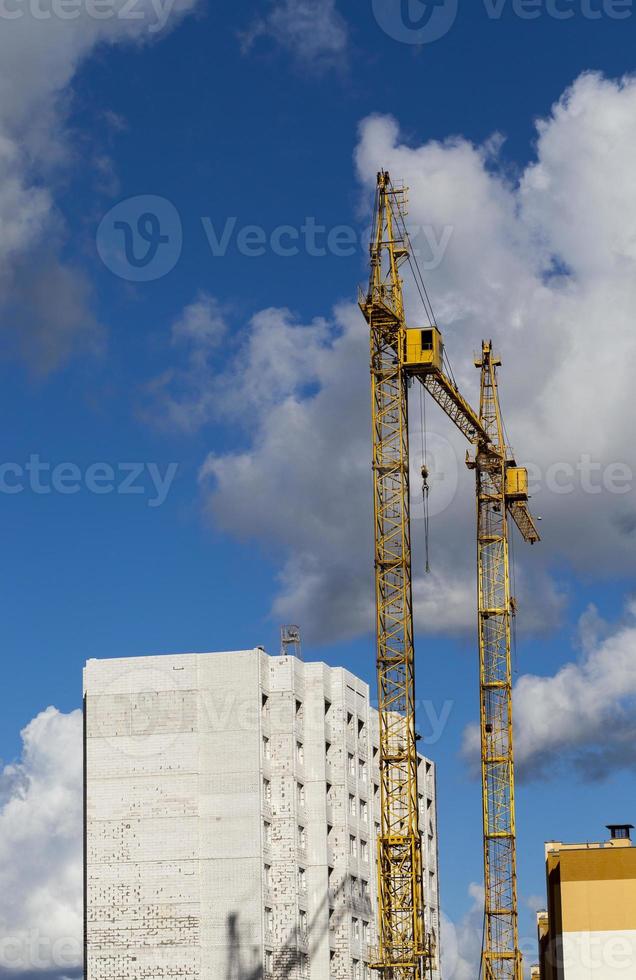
left=359, top=171, right=539, bottom=980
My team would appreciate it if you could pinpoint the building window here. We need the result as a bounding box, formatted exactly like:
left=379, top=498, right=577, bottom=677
left=347, top=711, right=354, bottom=731
left=325, top=699, right=331, bottom=717
left=264, top=864, right=271, bottom=888
left=327, top=823, right=333, bottom=839
left=263, top=778, right=271, bottom=805
left=263, top=736, right=270, bottom=760
left=295, top=699, right=304, bottom=725
left=358, top=718, right=365, bottom=738
left=372, top=744, right=378, bottom=760
left=298, top=825, right=307, bottom=849
left=297, top=782, right=305, bottom=807
left=263, top=821, right=271, bottom=847
left=299, top=909, right=308, bottom=938
left=297, top=741, right=304, bottom=764
left=349, top=835, right=357, bottom=857
left=352, top=917, right=360, bottom=940
left=373, top=782, right=379, bottom=799
left=262, top=694, right=269, bottom=718
left=265, top=907, right=274, bottom=935
left=353, top=960, right=361, bottom=979
left=299, top=866, right=307, bottom=893
left=325, top=740, right=331, bottom=760
left=300, top=954, right=309, bottom=978
left=358, top=759, right=367, bottom=783
left=349, top=794, right=356, bottom=817
left=348, top=753, right=355, bottom=776
left=360, top=800, right=368, bottom=822
left=363, top=920, right=370, bottom=943
left=265, top=949, right=273, bottom=973
left=361, top=878, right=369, bottom=899
left=360, top=839, right=368, bottom=861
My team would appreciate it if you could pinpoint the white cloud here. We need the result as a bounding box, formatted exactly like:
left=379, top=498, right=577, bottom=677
left=241, top=0, right=347, bottom=70
left=142, top=293, right=228, bottom=432
left=176, top=72, right=636, bottom=647
left=461, top=601, right=636, bottom=781
left=0, top=707, right=82, bottom=976
left=441, top=884, right=542, bottom=978
left=514, top=602, right=636, bottom=779
left=440, top=883, right=484, bottom=980
left=0, top=0, right=199, bottom=372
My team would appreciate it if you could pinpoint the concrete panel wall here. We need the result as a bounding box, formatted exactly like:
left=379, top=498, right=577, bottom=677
left=85, top=648, right=441, bottom=980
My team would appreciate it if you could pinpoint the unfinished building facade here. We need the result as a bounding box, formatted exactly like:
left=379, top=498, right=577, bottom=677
left=84, top=648, right=440, bottom=980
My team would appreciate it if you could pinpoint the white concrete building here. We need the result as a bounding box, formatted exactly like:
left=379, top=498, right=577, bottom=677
left=84, top=648, right=440, bottom=980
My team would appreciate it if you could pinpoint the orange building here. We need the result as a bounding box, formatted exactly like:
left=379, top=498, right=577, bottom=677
left=534, top=825, right=636, bottom=980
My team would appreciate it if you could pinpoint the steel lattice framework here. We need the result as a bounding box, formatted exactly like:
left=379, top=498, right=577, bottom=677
left=360, top=173, right=428, bottom=980
left=474, top=343, right=524, bottom=980
left=360, top=171, right=539, bottom=980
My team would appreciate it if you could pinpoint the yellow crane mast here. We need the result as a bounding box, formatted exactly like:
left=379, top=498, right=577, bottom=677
left=360, top=172, right=428, bottom=980
left=360, top=171, right=539, bottom=980
left=468, top=343, right=539, bottom=980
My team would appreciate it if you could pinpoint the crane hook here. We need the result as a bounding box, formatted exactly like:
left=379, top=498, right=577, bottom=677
left=421, top=464, right=431, bottom=574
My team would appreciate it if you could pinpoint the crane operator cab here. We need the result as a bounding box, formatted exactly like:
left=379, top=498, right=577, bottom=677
left=404, top=326, right=444, bottom=374
left=505, top=461, right=530, bottom=502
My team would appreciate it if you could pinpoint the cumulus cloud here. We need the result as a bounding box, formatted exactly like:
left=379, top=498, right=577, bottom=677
left=0, top=707, right=82, bottom=977
left=241, top=0, right=347, bottom=70
left=166, top=71, right=634, bottom=647
left=461, top=602, right=636, bottom=781
left=441, top=884, right=484, bottom=980
left=0, top=0, right=199, bottom=372
left=142, top=292, right=228, bottom=432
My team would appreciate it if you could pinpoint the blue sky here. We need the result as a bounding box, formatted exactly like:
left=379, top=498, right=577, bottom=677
left=1, top=0, right=636, bottom=975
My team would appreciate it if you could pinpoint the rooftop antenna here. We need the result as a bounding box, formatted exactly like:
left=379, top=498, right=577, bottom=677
left=280, top=625, right=302, bottom=660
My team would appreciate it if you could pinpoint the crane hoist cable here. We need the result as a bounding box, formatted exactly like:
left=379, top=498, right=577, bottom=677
left=388, top=193, right=461, bottom=392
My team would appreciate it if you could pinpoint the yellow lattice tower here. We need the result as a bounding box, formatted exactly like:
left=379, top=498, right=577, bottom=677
left=359, top=171, right=429, bottom=980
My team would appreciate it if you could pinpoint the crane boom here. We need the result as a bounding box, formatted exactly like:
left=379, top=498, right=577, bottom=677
left=361, top=171, right=540, bottom=980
